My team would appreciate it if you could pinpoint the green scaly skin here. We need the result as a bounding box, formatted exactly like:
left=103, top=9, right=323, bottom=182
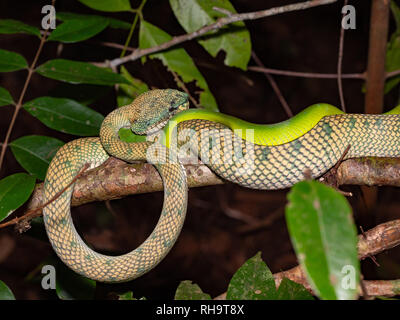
left=43, top=89, right=400, bottom=282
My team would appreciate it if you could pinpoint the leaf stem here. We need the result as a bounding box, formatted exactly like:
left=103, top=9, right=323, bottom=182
left=120, top=0, right=147, bottom=58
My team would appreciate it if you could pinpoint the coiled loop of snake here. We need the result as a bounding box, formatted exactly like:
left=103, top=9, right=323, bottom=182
left=43, top=89, right=189, bottom=282
left=43, top=89, right=400, bottom=282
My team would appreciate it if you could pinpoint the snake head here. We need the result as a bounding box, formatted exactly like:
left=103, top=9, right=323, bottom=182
left=130, top=89, right=189, bottom=135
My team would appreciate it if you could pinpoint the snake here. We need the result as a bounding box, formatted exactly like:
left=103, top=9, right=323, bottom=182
left=43, top=89, right=400, bottom=282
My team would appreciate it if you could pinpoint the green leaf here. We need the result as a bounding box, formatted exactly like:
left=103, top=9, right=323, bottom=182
left=78, top=0, right=132, bottom=12
left=169, top=0, right=251, bottom=70
left=24, top=97, right=104, bottom=136
left=0, top=280, right=15, bottom=300
left=117, top=291, right=134, bottom=300
left=285, top=181, right=359, bottom=300
left=0, top=87, right=14, bottom=106
left=0, top=49, right=28, bottom=72
left=276, top=278, right=314, bottom=300
left=108, top=18, right=131, bottom=30
left=36, top=59, right=129, bottom=85
left=52, top=259, right=96, bottom=300
left=48, top=17, right=109, bottom=43
left=391, top=0, right=400, bottom=31
left=385, top=1, right=400, bottom=94
left=118, top=127, right=146, bottom=143
left=115, top=291, right=146, bottom=300
left=139, top=20, right=218, bottom=111
left=119, top=66, right=149, bottom=99
left=385, top=33, right=400, bottom=94
left=0, top=173, right=36, bottom=222
left=175, top=281, right=212, bottom=300
left=10, top=135, right=64, bottom=181
left=57, top=12, right=130, bottom=30
left=226, top=252, right=277, bottom=300
left=0, top=19, right=40, bottom=37
left=117, top=94, right=132, bottom=107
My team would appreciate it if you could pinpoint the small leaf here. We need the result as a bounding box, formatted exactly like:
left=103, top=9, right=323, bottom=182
left=52, top=259, right=96, bottom=300
left=78, top=0, right=132, bottom=12
left=118, top=127, right=146, bottom=143
left=384, top=1, right=400, bottom=94
left=226, top=252, right=277, bottom=300
left=0, top=49, right=28, bottom=72
left=119, top=66, right=149, bottom=99
left=36, top=59, right=129, bottom=85
left=391, top=0, right=400, bottom=31
left=115, top=291, right=146, bottom=300
left=385, top=33, right=400, bottom=94
left=117, top=94, right=132, bottom=107
left=169, top=0, right=251, bottom=70
left=10, top=135, right=64, bottom=181
left=48, top=17, right=109, bottom=43
left=139, top=20, right=218, bottom=111
left=0, top=19, right=40, bottom=37
left=117, top=291, right=134, bottom=300
left=24, top=97, right=104, bottom=136
left=57, top=12, right=130, bottom=30
left=175, top=281, right=212, bottom=300
left=0, top=87, right=14, bottom=106
left=0, top=280, right=15, bottom=300
left=276, top=278, right=314, bottom=300
left=108, top=18, right=131, bottom=30
left=0, top=173, right=36, bottom=222
left=285, top=180, right=359, bottom=300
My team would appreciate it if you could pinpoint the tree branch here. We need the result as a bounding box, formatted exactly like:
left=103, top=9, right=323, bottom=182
left=2, top=157, right=398, bottom=231
left=108, top=0, right=338, bottom=68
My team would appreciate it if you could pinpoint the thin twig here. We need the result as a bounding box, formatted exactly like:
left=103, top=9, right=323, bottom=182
left=108, top=0, right=338, bottom=67
left=120, top=0, right=147, bottom=58
left=249, top=66, right=400, bottom=80
left=251, top=51, right=293, bottom=117
left=248, top=66, right=366, bottom=79
left=0, top=0, right=55, bottom=172
left=170, top=70, right=201, bottom=108
left=96, top=40, right=400, bottom=82
left=0, top=163, right=90, bottom=231
left=337, top=0, right=348, bottom=112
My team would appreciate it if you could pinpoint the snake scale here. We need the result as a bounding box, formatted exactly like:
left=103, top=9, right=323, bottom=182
left=43, top=89, right=400, bottom=282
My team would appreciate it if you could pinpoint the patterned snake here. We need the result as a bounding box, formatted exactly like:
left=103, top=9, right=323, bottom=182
left=43, top=89, right=400, bottom=282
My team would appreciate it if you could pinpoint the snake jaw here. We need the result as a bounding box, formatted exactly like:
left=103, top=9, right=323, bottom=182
left=138, top=100, right=190, bottom=136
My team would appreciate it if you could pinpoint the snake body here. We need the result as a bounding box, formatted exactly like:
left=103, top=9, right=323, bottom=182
left=43, top=89, right=400, bottom=282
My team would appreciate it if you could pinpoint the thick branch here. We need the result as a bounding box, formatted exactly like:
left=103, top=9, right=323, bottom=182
left=364, top=0, right=390, bottom=114
left=26, top=157, right=223, bottom=212
left=108, top=0, right=337, bottom=67
left=9, top=157, right=399, bottom=230
left=215, top=219, right=400, bottom=299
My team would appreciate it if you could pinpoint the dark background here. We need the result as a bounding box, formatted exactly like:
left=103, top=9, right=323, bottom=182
left=0, top=0, right=400, bottom=299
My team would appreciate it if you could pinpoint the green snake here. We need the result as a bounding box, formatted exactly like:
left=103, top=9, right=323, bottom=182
left=43, top=89, right=400, bottom=282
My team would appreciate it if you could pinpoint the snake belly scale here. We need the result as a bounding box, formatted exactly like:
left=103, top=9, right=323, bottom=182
left=43, top=89, right=400, bottom=282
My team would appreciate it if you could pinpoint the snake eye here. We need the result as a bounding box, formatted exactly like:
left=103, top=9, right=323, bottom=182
left=169, top=100, right=177, bottom=112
